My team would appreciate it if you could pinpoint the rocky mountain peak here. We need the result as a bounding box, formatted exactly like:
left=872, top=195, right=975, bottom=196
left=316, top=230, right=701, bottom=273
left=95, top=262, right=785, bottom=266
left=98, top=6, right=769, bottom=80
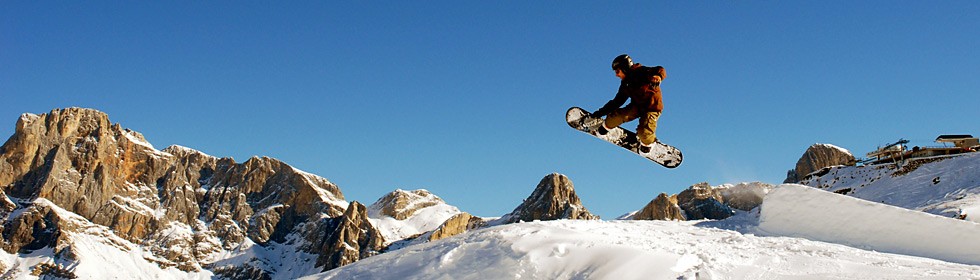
left=368, top=189, right=443, bottom=220
left=502, top=173, right=598, bottom=223
left=0, top=108, right=375, bottom=277
left=632, top=193, right=685, bottom=221
left=629, top=182, right=769, bottom=221
left=676, top=182, right=735, bottom=220
left=785, top=143, right=856, bottom=183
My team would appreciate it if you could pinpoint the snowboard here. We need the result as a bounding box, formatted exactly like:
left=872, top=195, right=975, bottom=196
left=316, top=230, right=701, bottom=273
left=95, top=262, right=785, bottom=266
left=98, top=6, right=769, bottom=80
left=566, top=107, right=683, bottom=168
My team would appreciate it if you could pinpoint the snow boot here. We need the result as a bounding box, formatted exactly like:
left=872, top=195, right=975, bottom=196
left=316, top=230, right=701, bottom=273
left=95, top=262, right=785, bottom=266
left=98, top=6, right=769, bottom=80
left=639, top=143, right=652, bottom=154
left=597, top=125, right=610, bottom=136
left=639, top=139, right=657, bottom=153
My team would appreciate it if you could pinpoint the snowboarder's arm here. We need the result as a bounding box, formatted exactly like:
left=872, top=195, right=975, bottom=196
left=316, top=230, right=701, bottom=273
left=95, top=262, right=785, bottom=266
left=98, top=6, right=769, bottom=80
left=593, top=84, right=628, bottom=117
left=647, top=66, right=665, bottom=112
left=651, top=66, right=666, bottom=86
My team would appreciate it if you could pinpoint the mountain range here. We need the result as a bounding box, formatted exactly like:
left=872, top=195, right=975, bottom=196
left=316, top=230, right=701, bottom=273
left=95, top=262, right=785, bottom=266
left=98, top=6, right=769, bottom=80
left=1, top=108, right=978, bottom=279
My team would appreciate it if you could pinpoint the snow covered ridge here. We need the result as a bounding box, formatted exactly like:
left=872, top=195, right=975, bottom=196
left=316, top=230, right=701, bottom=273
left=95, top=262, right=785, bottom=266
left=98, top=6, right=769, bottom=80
left=367, top=189, right=462, bottom=245
left=800, top=152, right=980, bottom=222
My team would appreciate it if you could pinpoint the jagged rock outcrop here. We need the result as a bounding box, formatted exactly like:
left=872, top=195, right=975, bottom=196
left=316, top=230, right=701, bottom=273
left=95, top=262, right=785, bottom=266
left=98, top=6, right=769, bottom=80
left=502, top=173, right=598, bottom=223
left=676, top=182, right=723, bottom=206
left=0, top=108, right=376, bottom=275
left=784, top=143, right=856, bottom=183
left=632, top=193, right=686, bottom=221
left=428, top=212, right=486, bottom=241
left=0, top=189, right=15, bottom=216
left=631, top=182, right=768, bottom=221
left=1, top=203, right=63, bottom=253
left=305, top=201, right=385, bottom=271
left=371, top=189, right=443, bottom=220
left=676, top=182, right=734, bottom=220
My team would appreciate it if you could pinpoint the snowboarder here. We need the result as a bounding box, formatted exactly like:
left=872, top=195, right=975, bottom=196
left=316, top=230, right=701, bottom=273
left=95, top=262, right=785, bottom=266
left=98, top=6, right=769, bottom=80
left=590, top=54, right=667, bottom=154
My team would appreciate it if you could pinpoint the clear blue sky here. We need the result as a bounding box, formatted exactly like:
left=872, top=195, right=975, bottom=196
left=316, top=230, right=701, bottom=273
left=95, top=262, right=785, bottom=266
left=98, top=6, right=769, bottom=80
left=3, top=2, right=979, bottom=218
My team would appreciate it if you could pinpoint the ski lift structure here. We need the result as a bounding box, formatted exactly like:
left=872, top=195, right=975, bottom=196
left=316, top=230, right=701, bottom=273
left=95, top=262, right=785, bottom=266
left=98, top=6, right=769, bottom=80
left=864, top=139, right=910, bottom=165
left=861, top=135, right=979, bottom=165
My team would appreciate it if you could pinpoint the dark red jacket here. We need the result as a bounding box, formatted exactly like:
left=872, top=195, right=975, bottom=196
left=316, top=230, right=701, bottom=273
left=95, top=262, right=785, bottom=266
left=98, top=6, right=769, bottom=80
left=594, top=63, right=666, bottom=116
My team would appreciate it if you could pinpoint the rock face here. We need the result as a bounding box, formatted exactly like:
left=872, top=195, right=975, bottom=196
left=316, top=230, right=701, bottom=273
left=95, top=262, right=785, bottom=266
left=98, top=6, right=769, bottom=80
left=633, top=182, right=773, bottom=221
left=1, top=202, right=63, bottom=254
left=785, top=144, right=856, bottom=183
left=0, top=108, right=381, bottom=276
left=502, top=173, right=598, bottom=223
left=304, top=202, right=385, bottom=271
left=632, top=193, right=686, bottom=221
left=675, top=182, right=734, bottom=220
left=428, top=212, right=486, bottom=241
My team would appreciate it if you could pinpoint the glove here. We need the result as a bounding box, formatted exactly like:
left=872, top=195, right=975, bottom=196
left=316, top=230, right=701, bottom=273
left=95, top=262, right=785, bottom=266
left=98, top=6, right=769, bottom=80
left=650, top=75, right=662, bottom=87
left=590, top=111, right=605, bottom=119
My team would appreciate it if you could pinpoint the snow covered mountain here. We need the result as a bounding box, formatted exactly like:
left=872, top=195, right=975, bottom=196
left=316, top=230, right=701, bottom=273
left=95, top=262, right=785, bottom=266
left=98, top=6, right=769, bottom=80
left=0, top=108, right=596, bottom=279
left=366, top=189, right=462, bottom=244
left=0, top=108, right=379, bottom=279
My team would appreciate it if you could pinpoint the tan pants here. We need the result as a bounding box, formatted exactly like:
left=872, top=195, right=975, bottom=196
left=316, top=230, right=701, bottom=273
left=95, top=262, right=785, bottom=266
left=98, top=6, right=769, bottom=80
left=604, top=105, right=661, bottom=145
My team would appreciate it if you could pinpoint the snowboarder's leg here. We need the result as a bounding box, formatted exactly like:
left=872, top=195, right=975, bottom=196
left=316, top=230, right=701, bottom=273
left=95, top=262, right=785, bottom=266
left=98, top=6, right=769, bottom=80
left=604, top=105, right=639, bottom=131
left=637, top=111, right=661, bottom=152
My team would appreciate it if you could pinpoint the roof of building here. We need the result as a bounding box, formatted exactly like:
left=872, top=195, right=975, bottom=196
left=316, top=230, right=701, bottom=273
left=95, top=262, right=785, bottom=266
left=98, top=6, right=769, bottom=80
left=936, top=135, right=976, bottom=141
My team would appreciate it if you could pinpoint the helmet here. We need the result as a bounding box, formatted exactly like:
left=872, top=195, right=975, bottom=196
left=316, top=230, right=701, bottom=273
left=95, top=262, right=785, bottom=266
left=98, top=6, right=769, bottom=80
left=611, top=54, right=633, bottom=71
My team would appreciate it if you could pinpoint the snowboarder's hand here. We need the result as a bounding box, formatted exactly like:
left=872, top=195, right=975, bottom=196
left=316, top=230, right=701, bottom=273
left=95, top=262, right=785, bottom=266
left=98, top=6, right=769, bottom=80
left=590, top=111, right=604, bottom=119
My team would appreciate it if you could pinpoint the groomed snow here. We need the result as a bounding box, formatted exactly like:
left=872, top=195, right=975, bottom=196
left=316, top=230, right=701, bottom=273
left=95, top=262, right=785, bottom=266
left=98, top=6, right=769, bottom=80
left=759, top=184, right=980, bottom=266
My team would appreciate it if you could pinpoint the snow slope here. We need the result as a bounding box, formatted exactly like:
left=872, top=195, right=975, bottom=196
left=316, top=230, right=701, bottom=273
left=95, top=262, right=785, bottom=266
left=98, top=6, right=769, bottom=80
left=368, top=203, right=461, bottom=245
left=309, top=218, right=980, bottom=280
left=801, top=152, right=980, bottom=222
left=760, top=184, right=980, bottom=266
